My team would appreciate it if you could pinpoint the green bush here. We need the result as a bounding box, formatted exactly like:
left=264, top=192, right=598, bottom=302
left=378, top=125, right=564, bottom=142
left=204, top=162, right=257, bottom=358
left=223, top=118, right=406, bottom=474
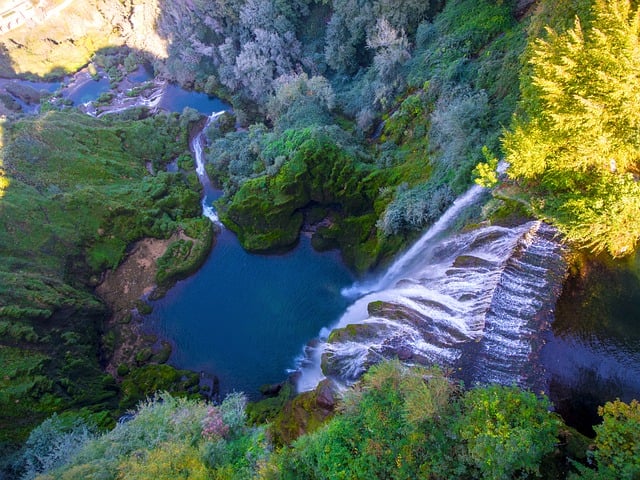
left=458, top=385, right=560, bottom=480
left=573, top=399, right=640, bottom=479
left=35, top=392, right=268, bottom=480
left=16, top=414, right=95, bottom=480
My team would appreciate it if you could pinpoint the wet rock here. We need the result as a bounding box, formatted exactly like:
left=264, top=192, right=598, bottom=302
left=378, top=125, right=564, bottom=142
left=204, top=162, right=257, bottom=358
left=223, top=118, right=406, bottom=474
left=396, top=346, right=413, bottom=361
left=452, top=254, right=496, bottom=269
left=327, top=322, right=384, bottom=343
left=315, top=379, right=337, bottom=410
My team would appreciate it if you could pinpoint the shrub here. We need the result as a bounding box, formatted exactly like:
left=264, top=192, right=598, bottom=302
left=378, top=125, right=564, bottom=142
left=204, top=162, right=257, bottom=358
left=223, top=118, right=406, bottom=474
left=574, top=399, right=640, bottom=479
left=273, top=361, right=461, bottom=479
left=458, top=385, right=560, bottom=480
left=201, top=407, right=229, bottom=440
left=266, top=73, right=335, bottom=131
left=16, top=414, right=95, bottom=480
left=218, top=392, right=248, bottom=432
left=377, top=182, right=455, bottom=235
left=429, top=87, right=489, bottom=178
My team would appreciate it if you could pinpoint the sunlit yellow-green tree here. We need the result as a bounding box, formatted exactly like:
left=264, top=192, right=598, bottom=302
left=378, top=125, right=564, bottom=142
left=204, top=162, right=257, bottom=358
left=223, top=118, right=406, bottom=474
left=503, top=0, right=640, bottom=257
left=573, top=399, right=640, bottom=479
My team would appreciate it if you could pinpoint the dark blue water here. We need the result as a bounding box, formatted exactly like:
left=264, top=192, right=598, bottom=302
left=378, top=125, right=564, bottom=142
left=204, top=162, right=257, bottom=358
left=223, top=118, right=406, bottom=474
left=147, top=87, right=353, bottom=396
left=541, top=253, right=640, bottom=435
left=126, top=64, right=154, bottom=84
left=68, top=76, right=111, bottom=105
left=148, top=233, right=354, bottom=396
left=158, top=83, right=230, bottom=114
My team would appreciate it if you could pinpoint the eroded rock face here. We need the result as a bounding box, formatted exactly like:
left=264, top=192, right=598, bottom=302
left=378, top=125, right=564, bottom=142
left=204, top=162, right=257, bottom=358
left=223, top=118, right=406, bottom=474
left=315, top=379, right=337, bottom=410
left=515, top=0, right=538, bottom=19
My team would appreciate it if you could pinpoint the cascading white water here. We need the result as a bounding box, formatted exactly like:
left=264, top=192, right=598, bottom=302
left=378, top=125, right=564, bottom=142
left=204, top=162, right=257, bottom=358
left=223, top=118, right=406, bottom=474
left=191, top=112, right=226, bottom=226
left=296, top=187, right=567, bottom=392
left=342, top=184, right=486, bottom=298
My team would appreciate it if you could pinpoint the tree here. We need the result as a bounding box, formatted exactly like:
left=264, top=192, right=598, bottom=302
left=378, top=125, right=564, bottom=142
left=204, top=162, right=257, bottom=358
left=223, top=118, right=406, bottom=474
left=458, top=385, right=560, bottom=480
left=503, top=0, right=640, bottom=257
left=574, top=399, right=640, bottom=480
left=366, top=18, right=411, bottom=82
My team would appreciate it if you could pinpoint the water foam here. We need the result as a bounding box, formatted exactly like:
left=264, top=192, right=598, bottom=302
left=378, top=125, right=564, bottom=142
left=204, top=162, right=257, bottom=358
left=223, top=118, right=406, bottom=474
left=191, top=112, right=226, bottom=226
left=296, top=195, right=567, bottom=392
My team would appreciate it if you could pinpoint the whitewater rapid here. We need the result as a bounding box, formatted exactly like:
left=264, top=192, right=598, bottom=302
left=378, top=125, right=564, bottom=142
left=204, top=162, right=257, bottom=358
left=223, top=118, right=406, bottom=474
left=191, top=112, right=226, bottom=226
left=296, top=186, right=567, bottom=392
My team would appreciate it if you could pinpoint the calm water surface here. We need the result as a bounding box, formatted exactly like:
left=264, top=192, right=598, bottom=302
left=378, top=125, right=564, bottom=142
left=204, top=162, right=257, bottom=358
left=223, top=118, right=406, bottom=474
left=148, top=81, right=348, bottom=397
left=147, top=233, right=354, bottom=396
left=542, top=253, right=640, bottom=434
left=68, top=76, right=111, bottom=105
left=159, top=83, right=229, bottom=114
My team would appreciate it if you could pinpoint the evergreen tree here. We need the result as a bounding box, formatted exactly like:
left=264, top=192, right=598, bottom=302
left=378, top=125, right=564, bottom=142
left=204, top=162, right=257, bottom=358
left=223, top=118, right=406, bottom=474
left=504, top=0, right=640, bottom=257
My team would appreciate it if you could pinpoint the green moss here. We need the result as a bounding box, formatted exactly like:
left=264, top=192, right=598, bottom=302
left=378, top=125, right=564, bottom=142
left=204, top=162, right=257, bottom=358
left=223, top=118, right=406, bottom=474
left=219, top=128, right=380, bottom=260
left=0, top=108, right=203, bottom=447
left=246, top=382, right=295, bottom=425
left=134, top=348, right=153, bottom=365
left=151, top=341, right=172, bottom=364
left=135, top=300, right=153, bottom=315
left=119, top=365, right=200, bottom=410
left=269, top=384, right=335, bottom=446
left=155, top=219, right=214, bottom=288
left=87, top=237, right=128, bottom=271
left=327, top=323, right=382, bottom=344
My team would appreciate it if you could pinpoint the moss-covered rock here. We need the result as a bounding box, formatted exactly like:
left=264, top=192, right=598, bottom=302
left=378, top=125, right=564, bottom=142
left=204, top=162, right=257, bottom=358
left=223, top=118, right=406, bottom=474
left=269, top=380, right=337, bottom=446
left=327, top=323, right=383, bottom=344
left=219, top=129, right=378, bottom=255
left=119, top=364, right=200, bottom=410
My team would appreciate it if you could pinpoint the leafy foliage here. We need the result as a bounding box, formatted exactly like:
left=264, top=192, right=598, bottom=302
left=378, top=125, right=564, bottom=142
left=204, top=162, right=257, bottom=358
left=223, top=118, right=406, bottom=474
left=0, top=108, right=205, bottom=453
left=16, top=414, right=95, bottom=480
left=458, top=385, right=560, bottom=480
left=271, top=361, right=559, bottom=479
left=504, top=0, right=640, bottom=256
left=31, top=392, right=268, bottom=480
left=266, top=73, right=335, bottom=131
left=574, top=399, right=640, bottom=479
left=377, top=182, right=455, bottom=236
left=19, top=363, right=621, bottom=480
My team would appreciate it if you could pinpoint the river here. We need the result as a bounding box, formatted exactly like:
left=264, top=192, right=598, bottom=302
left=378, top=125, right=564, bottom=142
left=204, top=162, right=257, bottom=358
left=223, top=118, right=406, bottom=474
left=15, top=66, right=639, bottom=427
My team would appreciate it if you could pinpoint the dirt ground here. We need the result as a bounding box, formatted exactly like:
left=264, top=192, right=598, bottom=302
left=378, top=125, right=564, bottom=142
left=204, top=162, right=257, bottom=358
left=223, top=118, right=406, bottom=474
left=96, top=231, right=188, bottom=374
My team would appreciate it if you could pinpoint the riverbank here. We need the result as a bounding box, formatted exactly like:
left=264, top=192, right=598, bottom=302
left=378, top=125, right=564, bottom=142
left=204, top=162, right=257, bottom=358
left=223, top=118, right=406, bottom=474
left=0, top=85, right=215, bottom=455
left=96, top=232, right=191, bottom=377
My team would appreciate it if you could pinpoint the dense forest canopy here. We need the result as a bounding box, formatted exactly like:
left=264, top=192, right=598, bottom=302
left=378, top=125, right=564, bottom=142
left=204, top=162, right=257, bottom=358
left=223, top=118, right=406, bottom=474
left=0, top=0, right=639, bottom=478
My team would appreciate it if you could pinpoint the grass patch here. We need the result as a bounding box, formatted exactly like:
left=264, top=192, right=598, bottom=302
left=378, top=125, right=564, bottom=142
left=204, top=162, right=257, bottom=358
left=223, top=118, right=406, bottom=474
left=0, top=108, right=202, bottom=448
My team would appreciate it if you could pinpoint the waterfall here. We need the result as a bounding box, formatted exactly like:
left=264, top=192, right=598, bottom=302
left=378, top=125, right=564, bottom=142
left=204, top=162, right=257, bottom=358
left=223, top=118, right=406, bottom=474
left=342, top=184, right=486, bottom=298
left=191, top=112, right=226, bottom=226
left=296, top=187, right=567, bottom=392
